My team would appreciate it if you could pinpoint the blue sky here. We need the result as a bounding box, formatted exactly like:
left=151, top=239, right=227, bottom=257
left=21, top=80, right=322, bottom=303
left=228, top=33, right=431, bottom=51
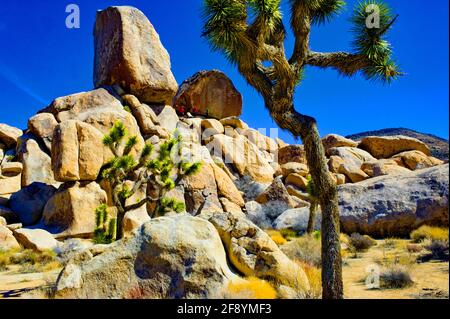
left=0, top=0, right=448, bottom=144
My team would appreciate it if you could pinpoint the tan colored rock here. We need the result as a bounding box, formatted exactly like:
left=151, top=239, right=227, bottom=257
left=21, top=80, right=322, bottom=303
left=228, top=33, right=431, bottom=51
left=334, top=173, right=346, bottom=185
left=0, top=224, right=21, bottom=250
left=0, top=173, right=21, bottom=195
left=361, top=159, right=411, bottom=177
left=0, top=123, right=22, bottom=148
left=209, top=210, right=310, bottom=291
left=42, top=182, right=108, bottom=238
left=392, top=150, right=444, bottom=170
left=286, top=185, right=309, bottom=201
left=241, top=128, right=278, bottom=153
left=219, top=197, right=243, bottom=214
left=201, top=119, right=224, bottom=140
left=19, top=139, right=58, bottom=187
left=285, top=173, right=308, bottom=190
left=278, top=145, right=307, bottom=165
left=43, top=88, right=123, bottom=122
left=280, top=162, right=308, bottom=178
left=52, top=120, right=107, bottom=182
left=13, top=228, right=59, bottom=252
left=328, top=155, right=345, bottom=174
left=220, top=117, right=248, bottom=130
left=151, top=105, right=179, bottom=133
left=28, top=113, right=58, bottom=151
left=208, top=134, right=274, bottom=183
left=54, top=214, right=237, bottom=299
left=122, top=94, right=159, bottom=135
left=173, top=70, right=242, bottom=119
left=339, top=164, right=369, bottom=183
left=182, top=162, right=221, bottom=215
left=211, top=163, right=244, bottom=207
left=123, top=206, right=150, bottom=236
left=1, top=162, right=23, bottom=175
left=328, top=146, right=376, bottom=167
left=256, top=176, right=296, bottom=208
left=276, top=138, right=288, bottom=149
left=359, top=135, right=431, bottom=159
left=94, top=6, right=178, bottom=105
left=322, top=134, right=358, bottom=155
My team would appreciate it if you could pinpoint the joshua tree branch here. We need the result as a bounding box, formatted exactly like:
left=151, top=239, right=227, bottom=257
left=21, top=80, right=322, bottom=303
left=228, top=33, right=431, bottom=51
left=306, top=51, right=370, bottom=76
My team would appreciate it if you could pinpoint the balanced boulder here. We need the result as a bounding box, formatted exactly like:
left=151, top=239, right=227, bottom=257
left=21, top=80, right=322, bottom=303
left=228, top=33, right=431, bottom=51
left=358, top=135, right=430, bottom=159
left=173, top=70, right=242, bottom=119
left=94, top=6, right=178, bottom=105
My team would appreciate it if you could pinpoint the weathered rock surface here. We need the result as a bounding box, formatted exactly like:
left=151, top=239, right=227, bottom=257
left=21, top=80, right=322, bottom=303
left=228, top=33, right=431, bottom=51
left=94, top=6, right=178, bottom=105
left=0, top=123, right=22, bottom=148
left=359, top=135, right=431, bottom=159
left=278, top=145, right=307, bottom=165
left=0, top=224, right=21, bottom=250
left=42, top=88, right=123, bottom=122
left=208, top=210, right=310, bottom=291
left=338, top=164, right=449, bottom=237
left=274, top=207, right=321, bottom=233
left=361, top=159, right=411, bottom=178
left=173, top=70, right=242, bottom=119
left=17, top=138, right=58, bottom=187
left=211, top=163, right=244, bottom=207
left=42, top=182, right=108, bottom=238
left=322, top=134, right=358, bottom=154
left=54, top=214, right=238, bottom=299
left=13, top=228, right=59, bottom=252
left=28, top=113, right=58, bottom=152
left=392, top=150, right=444, bottom=170
left=51, top=120, right=108, bottom=182
left=9, top=183, right=57, bottom=226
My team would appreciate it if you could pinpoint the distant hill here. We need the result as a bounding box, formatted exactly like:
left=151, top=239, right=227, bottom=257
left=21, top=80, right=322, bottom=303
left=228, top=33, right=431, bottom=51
left=346, top=128, right=449, bottom=161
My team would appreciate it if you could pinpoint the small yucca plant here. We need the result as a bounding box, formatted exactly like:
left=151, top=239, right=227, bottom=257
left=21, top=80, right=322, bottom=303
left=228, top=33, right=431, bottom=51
left=97, top=120, right=201, bottom=240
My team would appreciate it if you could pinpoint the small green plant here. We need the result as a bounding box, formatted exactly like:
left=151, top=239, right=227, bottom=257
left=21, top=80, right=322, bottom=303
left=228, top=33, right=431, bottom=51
left=93, top=204, right=116, bottom=244
left=98, top=120, right=201, bottom=240
left=123, top=105, right=132, bottom=113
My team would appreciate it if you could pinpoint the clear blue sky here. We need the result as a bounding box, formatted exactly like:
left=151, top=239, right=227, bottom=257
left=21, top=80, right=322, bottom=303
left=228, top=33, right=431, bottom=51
left=0, top=0, right=448, bottom=144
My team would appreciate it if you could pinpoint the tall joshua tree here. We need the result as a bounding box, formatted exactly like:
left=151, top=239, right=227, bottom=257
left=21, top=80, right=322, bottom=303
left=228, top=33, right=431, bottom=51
left=202, top=0, right=400, bottom=298
left=100, top=121, right=201, bottom=240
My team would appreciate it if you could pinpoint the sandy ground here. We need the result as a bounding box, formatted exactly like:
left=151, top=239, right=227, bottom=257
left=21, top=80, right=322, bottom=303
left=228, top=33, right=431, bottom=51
left=0, top=239, right=447, bottom=299
left=343, top=240, right=449, bottom=299
left=0, top=265, right=61, bottom=298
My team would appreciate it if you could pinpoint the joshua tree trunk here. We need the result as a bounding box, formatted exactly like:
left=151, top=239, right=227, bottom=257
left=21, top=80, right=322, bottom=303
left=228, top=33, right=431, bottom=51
left=307, top=202, right=318, bottom=235
left=272, top=107, right=343, bottom=299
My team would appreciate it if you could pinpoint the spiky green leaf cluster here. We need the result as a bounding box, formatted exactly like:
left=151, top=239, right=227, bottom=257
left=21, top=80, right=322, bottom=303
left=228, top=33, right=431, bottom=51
left=202, top=0, right=249, bottom=63
left=296, top=0, right=345, bottom=25
left=94, top=204, right=116, bottom=244
left=350, top=0, right=401, bottom=83
left=156, top=197, right=186, bottom=216
left=306, top=174, right=318, bottom=198
left=249, top=0, right=283, bottom=34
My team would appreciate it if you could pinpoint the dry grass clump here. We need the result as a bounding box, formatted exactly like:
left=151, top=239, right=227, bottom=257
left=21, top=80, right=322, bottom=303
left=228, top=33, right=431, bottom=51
left=295, top=261, right=321, bottom=299
left=410, top=226, right=449, bottom=243
left=265, top=229, right=288, bottom=246
left=406, top=243, right=423, bottom=253
left=0, top=248, right=61, bottom=273
left=223, top=277, right=277, bottom=299
left=380, top=265, right=414, bottom=289
left=382, top=238, right=408, bottom=250
left=280, top=235, right=321, bottom=267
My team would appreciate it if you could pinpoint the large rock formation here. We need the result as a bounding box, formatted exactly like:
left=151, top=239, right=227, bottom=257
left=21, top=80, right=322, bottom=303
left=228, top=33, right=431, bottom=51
left=93, top=6, right=178, bottom=105
left=42, top=182, right=108, bottom=238
left=338, top=164, right=449, bottom=237
left=173, top=70, right=242, bottom=119
left=51, top=120, right=109, bottom=182
left=54, top=214, right=238, bottom=299
left=359, top=135, right=431, bottom=159
left=0, top=123, right=22, bottom=148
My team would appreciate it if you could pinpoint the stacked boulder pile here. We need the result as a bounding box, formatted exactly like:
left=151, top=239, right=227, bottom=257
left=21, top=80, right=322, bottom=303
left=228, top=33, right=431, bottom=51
left=0, top=6, right=448, bottom=298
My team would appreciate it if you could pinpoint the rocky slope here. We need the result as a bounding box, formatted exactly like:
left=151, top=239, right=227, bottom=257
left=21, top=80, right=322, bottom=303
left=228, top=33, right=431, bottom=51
left=0, top=6, right=448, bottom=299
left=347, top=128, right=449, bottom=161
